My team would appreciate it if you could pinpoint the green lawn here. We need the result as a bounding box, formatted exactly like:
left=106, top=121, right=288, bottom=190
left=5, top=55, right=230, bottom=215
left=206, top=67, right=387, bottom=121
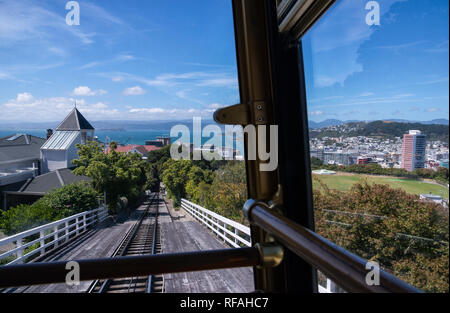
left=313, top=173, right=449, bottom=199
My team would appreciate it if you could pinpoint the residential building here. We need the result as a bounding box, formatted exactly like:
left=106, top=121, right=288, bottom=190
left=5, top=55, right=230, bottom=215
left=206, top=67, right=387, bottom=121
left=105, top=144, right=161, bottom=158
left=323, top=151, right=354, bottom=166
left=3, top=168, right=91, bottom=211
left=357, top=157, right=371, bottom=165
left=145, top=137, right=171, bottom=147
left=401, top=130, right=427, bottom=172
left=0, top=134, right=46, bottom=210
left=40, top=108, right=95, bottom=173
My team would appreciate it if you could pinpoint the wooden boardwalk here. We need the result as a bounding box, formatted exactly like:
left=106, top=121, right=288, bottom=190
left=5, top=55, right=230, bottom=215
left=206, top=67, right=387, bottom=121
left=160, top=199, right=254, bottom=293
left=10, top=205, right=148, bottom=293
left=7, top=195, right=254, bottom=293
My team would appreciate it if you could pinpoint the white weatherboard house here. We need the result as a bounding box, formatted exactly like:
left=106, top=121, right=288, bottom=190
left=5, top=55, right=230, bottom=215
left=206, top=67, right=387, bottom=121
left=40, top=108, right=94, bottom=174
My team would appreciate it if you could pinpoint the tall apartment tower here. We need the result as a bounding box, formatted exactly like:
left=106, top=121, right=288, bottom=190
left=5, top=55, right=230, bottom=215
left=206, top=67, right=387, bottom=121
left=401, top=130, right=427, bottom=172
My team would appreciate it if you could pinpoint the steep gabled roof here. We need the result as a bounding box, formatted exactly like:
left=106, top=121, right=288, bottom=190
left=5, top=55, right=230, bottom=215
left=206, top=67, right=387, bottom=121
left=20, top=168, right=91, bottom=193
left=0, top=134, right=46, bottom=163
left=56, top=108, right=94, bottom=131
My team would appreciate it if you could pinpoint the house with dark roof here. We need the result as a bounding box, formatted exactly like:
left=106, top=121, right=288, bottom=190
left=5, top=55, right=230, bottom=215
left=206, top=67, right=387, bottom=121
left=0, top=134, right=46, bottom=210
left=3, top=168, right=92, bottom=211
left=41, top=108, right=95, bottom=173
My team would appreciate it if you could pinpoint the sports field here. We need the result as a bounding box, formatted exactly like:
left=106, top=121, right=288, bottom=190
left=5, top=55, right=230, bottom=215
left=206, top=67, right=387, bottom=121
left=312, top=173, right=449, bottom=199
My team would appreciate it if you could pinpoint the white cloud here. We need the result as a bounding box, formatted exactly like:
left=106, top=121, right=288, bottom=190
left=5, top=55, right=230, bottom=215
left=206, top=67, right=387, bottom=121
left=78, top=62, right=101, bottom=70
left=0, top=1, right=95, bottom=45
left=73, top=86, right=107, bottom=96
left=1, top=92, right=224, bottom=121
left=196, top=77, right=238, bottom=87
left=100, top=71, right=238, bottom=89
left=81, top=2, right=126, bottom=26
left=129, top=108, right=167, bottom=114
left=308, top=0, right=405, bottom=88
left=0, top=93, right=118, bottom=121
left=0, top=71, right=12, bottom=80
left=16, top=92, right=34, bottom=102
left=358, top=92, right=374, bottom=97
left=309, top=111, right=324, bottom=116
left=392, top=93, right=414, bottom=99
left=78, top=54, right=137, bottom=71
left=112, top=76, right=124, bottom=82
left=207, top=103, right=224, bottom=109
left=415, top=77, right=449, bottom=85
left=128, top=107, right=209, bottom=119
left=123, top=86, right=147, bottom=96
left=116, top=54, right=135, bottom=62
left=426, top=107, right=440, bottom=112
left=48, top=47, right=66, bottom=56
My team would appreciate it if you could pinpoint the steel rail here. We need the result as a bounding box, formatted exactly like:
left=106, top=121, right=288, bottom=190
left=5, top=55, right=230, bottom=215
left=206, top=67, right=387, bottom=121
left=243, top=200, right=422, bottom=293
left=0, top=248, right=260, bottom=288
left=146, top=197, right=159, bottom=293
left=87, top=192, right=158, bottom=293
left=98, top=193, right=156, bottom=293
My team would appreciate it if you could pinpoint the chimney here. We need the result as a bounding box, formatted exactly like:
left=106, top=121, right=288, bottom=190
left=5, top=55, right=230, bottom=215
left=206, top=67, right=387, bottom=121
left=46, top=129, right=53, bottom=139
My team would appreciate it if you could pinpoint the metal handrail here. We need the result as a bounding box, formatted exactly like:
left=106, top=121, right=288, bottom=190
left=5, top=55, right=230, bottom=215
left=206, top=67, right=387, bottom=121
left=0, top=248, right=260, bottom=288
left=243, top=199, right=422, bottom=293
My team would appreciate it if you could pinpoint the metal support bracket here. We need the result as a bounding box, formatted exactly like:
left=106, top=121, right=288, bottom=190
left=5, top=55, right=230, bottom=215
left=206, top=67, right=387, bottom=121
left=255, top=242, right=284, bottom=269
left=213, top=101, right=270, bottom=126
left=214, top=103, right=249, bottom=125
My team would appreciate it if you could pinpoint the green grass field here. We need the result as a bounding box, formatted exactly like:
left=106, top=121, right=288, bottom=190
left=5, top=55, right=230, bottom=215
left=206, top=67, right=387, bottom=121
left=312, top=173, right=449, bottom=199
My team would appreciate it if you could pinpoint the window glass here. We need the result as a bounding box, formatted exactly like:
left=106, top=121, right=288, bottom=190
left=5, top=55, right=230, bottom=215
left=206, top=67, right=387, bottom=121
left=302, top=0, right=449, bottom=293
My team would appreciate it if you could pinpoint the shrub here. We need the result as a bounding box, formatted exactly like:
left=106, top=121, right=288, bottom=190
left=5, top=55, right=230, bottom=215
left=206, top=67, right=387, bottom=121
left=0, top=182, right=99, bottom=236
left=314, top=183, right=449, bottom=292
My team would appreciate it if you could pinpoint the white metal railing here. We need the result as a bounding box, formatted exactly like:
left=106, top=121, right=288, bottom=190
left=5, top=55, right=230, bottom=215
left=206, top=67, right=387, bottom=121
left=181, top=198, right=339, bottom=293
left=0, top=206, right=108, bottom=265
left=181, top=199, right=251, bottom=248
left=318, top=276, right=339, bottom=293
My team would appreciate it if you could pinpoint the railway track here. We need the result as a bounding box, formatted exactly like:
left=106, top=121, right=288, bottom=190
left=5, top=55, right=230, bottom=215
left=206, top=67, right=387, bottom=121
left=87, top=192, right=164, bottom=293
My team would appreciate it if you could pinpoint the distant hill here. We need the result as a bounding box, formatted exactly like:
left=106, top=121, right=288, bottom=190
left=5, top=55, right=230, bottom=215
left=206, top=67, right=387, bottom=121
left=0, top=119, right=220, bottom=131
left=310, top=120, right=449, bottom=142
left=383, top=119, right=449, bottom=125
left=309, top=119, right=346, bottom=129
left=308, top=118, right=449, bottom=129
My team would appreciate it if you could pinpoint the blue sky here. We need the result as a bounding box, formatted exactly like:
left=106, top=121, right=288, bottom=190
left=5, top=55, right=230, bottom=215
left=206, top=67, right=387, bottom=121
left=0, top=0, right=448, bottom=123
left=0, top=0, right=239, bottom=122
left=303, top=0, right=449, bottom=122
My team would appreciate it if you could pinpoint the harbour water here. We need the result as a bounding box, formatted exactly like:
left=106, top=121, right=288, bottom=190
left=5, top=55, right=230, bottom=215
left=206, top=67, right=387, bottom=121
left=0, top=129, right=245, bottom=154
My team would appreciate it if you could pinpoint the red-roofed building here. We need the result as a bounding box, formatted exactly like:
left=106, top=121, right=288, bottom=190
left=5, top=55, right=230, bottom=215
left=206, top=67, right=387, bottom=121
left=142, top=145, right=162, bottom=153
left=105, top=144, right=161, bottom=157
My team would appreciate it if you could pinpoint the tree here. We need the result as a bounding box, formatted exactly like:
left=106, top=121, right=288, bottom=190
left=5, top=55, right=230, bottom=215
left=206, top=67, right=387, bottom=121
left=73, top=141, right=148, bottom=213
left=161, top=159, right=192, bottom=206
left=209, top=161, right=247, bottom=223
left=161, top=159, right=247, bottom=222
left=0, top=182, right=99, bottom=235
left=310, top=157, right=323, bottom=169
left=313, top=183, right=449, bottom=292
left=185, top=166, right=214, bottom=205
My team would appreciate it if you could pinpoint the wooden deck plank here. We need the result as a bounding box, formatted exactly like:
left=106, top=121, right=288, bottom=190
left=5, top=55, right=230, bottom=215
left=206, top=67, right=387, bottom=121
left=14, top=205, right=149, bottom=293
left=161, top=219, right=254, bottom=293
left=8, top=195, right=254, bottom=293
